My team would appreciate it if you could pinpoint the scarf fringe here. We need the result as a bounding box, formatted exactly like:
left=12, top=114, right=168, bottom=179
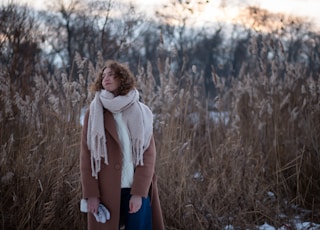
left=131, top=137, right=152, bottom=166
left=90, top=134, right=108, bottom=178
left=132, top=138, right=143, bottom=166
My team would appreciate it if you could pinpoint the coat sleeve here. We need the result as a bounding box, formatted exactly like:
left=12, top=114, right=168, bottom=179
left=131, top=136, right=156, bottom=198
left=80, top=109, right=101, bottom=199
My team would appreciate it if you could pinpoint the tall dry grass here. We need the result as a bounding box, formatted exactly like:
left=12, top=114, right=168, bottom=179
left=1, top=37, right=320, bottom=229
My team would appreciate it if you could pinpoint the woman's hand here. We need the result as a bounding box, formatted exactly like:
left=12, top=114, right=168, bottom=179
left=129, top=195, right=142, bottom=213
left=87, top=197, right=100, bottom=214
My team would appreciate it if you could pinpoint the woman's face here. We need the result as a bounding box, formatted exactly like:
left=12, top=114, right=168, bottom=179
left=101, top=67, right=120, bottom=94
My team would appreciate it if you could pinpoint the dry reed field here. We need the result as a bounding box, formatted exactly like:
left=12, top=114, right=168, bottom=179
left=1, top=38, right=320, bottom=229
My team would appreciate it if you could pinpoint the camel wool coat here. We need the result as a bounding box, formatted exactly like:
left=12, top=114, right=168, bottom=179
left=80, top=109, right=164, bottom=230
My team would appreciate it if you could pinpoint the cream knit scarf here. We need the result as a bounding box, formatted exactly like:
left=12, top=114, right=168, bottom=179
left=87, top=89, right=153, bottom=179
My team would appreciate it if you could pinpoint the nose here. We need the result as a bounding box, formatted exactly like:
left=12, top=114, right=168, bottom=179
left=102, top=75, right=109, bottom=81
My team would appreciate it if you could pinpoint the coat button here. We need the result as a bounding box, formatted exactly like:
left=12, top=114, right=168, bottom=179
left=115, top=164, right=121, bottom=170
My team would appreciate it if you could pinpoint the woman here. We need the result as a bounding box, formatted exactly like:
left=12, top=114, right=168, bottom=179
left=80, top=60, right=164, bottom=230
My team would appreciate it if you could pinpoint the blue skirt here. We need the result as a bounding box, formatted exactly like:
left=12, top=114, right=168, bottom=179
left=119, top=188, right=152, bottom=230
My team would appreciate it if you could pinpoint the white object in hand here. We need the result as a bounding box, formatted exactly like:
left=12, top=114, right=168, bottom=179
left=80, top=199, right=110, bottom=223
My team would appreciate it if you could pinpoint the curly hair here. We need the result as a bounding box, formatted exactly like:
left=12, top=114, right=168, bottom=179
left=90, top=60, right=136, bottom=95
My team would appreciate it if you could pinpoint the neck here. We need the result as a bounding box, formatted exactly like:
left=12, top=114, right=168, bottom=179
left=109, top=89, right=119, bottom=97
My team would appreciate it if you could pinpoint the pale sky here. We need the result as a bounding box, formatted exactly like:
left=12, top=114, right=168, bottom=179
left=4, top=0, right=320, bottom=29
left=257, top=0, right=319, bottom=22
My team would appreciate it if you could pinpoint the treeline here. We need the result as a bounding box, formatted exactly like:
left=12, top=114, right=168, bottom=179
left=1, top=1, right=320, bottom=98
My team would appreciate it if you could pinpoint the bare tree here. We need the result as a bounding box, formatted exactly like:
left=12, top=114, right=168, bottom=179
left=0, top=3, right=41, bottom=94
left=155, top=0, right=211, bottom=74
left=235, top=6, right=318, bottom=77
left=40, top=0, right=144, bottom=75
